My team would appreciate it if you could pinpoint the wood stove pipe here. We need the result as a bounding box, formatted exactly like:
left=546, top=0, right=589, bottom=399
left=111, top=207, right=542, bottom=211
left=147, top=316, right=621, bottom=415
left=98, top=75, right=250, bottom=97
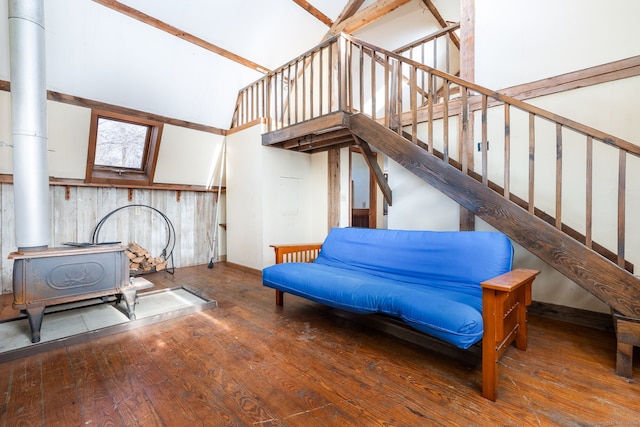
left=8, top=0, right=51, bottom=251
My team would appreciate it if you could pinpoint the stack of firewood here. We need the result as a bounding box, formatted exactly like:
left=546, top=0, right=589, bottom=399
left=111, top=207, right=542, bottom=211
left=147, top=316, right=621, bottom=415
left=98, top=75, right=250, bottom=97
left=125, top=241, right=168, bottom=274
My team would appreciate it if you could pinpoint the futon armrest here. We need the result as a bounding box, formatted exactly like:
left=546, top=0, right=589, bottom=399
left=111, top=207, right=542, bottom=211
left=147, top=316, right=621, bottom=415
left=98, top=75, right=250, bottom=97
left=270, top=243, right=323, bottom=264
left=480, top=268, right=539, bottom=401
left=481, top=268, right=539, bottom=304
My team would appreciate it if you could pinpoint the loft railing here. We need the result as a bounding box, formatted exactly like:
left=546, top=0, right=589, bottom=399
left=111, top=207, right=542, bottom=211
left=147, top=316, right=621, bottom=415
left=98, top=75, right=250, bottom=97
left=393, top=22, right=460, bottom=75
left=230, top=33, right=640, bottom=270
left=230, top=24, right=461, bottom=130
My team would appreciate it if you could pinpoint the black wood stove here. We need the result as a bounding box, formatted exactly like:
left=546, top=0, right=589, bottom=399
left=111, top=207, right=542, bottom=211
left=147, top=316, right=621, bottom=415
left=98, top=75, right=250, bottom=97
left=10, top=244, right=139, bottom=343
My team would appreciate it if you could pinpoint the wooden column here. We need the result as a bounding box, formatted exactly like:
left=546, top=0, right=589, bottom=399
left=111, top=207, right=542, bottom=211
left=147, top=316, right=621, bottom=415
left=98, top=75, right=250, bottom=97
left=460, top=0, right=475, bottom=81
left=459, top=0, right=476, bottom=231
left=328, top=148, right=341, bottom=230
left=613, top=312, right=640, bottom=378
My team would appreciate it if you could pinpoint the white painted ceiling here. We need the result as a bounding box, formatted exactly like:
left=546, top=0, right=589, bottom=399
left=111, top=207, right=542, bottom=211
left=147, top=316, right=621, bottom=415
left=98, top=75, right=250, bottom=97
left=0, top=0, right=460, bottom=130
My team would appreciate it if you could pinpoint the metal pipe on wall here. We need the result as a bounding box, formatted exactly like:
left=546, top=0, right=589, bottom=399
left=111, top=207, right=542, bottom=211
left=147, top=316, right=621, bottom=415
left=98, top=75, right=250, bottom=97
left=8, top=0, right=51, bottom=250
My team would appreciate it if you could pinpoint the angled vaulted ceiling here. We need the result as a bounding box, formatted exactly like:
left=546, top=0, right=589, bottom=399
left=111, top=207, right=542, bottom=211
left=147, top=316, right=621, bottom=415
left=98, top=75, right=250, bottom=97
left=0, top=0, right=460, bottom=131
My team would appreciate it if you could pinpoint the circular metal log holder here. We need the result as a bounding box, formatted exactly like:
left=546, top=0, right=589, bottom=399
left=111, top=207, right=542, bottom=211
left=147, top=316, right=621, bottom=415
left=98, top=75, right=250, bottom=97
left=91, top=204, right=176, bottom=276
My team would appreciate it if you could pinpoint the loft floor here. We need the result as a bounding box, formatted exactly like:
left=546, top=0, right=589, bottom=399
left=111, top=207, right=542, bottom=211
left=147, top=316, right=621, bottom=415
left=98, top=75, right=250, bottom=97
left=0, top=263, right=639, bottom=425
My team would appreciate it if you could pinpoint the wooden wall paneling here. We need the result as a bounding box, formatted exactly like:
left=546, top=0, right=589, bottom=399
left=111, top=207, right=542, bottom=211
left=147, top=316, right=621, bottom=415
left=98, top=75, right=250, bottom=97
left=150, top=190, right=169, bottom=263
left=115, top=187, right=131, bottom=246
left=51, top=185, right=78, bottom=245
left=192, top=192, right=205, bottom=265
left=97, top=187, right=120, bottom=244
left=0, top=183, right=15, bottom=293
left=179, top=190, right=196, bottom=267
left=0, top=183, right=4, bottom=292
left=133, top=189, right=153, bottom=254
left=0, top=184, right=215, bottom=294
left=76, top=186, right=98, bottom=243
left=164, top=191, right=181, bottom=268
left=195, top=191, right=215, bottom=264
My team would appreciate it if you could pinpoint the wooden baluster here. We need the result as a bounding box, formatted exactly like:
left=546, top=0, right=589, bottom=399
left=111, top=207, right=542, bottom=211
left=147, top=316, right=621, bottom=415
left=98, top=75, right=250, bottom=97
left=585, top=136, right=593, bottom=249
left=294, top=61, right=299, bottom=124
left=359, top=45, right=364, bottom=114
left=618, top=150, right=626, bottom=267
left=555, top=123, right=562, bottom=229
left=427, top=72, right=433, bottom=154
left=410, top=65, right=417, bottom=144
left=528, top=113, right=535, bottom=214
left=443, top=80, right=450, bottom=161
left=481, top=94, right=487, bottom=185
left=319, top=46, right=324, bottom=116
left=504, top=104, right=511, bottom=200
left=370, top=49, right=376, bottom=120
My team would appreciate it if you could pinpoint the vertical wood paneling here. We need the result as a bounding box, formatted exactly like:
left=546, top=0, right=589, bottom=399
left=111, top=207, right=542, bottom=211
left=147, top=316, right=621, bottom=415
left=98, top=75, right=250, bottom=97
left=150, top=190, right=169, bottom=260
left=1, top=184, right=15, bottom=293
left=180, top=191, right=197, bottom=267
left=115, top=188, right=131, bottom=246
left=52, top=185, right=78, bottom=245
left=140, top=190, right=153, bottom=251
left=0, top=184, right=217, bottom=294
left=97, top=187, right=119, bottom=243
left=76, top=186, right=98, bottom=242
left=195, top=192, right=215, bottom=263
left=164, top=191, right=182, bottom=268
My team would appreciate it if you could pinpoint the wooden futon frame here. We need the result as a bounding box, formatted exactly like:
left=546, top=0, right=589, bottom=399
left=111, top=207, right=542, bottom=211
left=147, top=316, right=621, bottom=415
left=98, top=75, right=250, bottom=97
left=270, top=243, right=539, bottom=401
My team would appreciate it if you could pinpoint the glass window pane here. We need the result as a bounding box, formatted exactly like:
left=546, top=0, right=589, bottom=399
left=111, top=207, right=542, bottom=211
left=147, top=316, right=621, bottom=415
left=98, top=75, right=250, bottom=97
left=95, top=118, right=148, bottom=169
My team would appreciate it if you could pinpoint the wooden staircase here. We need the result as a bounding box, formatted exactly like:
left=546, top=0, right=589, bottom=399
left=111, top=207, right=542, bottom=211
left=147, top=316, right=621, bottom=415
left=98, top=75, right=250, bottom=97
left=263, top=110, right=640, bottom=314
left=234, top=32, right=640, bottom=376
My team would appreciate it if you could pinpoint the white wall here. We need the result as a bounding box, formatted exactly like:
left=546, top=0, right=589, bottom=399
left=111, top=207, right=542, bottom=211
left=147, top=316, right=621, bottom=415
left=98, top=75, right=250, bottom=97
left=154, top=125, right=225, bottom=187
left=475, top=0, right=640, bottom=90
left=1, top=91, right=224, bottom=186
left=351, top=152, right=369, bottom=209
left=226, top=125, right=264, bottom=270
left=387, top=159, right=460, bottom=231
left=226, top=123, right=325, bottom=270
left=47, top=102, right=91, bottom=179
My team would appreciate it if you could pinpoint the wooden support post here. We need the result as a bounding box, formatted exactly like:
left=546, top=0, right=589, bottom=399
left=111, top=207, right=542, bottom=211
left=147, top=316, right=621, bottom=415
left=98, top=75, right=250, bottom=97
left=613, top=312, right=640, bottom=378
left=276, top=290, right=284, bottom=307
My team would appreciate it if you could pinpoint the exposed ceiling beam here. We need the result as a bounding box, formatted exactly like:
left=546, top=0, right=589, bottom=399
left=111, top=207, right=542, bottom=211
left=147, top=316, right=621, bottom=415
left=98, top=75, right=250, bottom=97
left=421, top=0, right=460, bottom=49
left=332, top=0, right=365, bottom=30
left=92, top=0, right=271, bottom=74
left=292, top=0, right=333, bottom=27
left=322, top=0, right=365, bottom=41
left=331, top=0, right=412, bottom=35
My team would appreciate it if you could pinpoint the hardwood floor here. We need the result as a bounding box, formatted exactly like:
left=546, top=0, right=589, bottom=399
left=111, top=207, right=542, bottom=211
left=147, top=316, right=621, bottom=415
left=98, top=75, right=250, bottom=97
left=0, top=263, right=639, bottom=426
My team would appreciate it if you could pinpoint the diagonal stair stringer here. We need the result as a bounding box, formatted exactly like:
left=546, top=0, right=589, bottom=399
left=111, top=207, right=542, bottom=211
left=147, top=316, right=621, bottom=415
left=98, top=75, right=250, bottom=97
left=348, top=112, right=640, bottom=318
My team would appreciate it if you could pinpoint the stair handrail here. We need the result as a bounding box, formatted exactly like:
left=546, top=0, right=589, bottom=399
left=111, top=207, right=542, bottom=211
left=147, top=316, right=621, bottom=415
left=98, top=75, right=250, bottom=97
left=342, top=32, right=640, bottom=156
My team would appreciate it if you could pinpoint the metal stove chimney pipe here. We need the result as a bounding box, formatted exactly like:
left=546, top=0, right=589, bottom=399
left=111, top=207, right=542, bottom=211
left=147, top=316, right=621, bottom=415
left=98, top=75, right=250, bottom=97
left=8, top=0, right=51, bottom=251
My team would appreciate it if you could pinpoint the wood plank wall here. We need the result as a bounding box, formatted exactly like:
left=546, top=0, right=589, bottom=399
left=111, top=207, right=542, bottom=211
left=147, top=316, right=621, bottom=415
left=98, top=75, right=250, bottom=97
left=0, top=183, right=217, bottom=293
